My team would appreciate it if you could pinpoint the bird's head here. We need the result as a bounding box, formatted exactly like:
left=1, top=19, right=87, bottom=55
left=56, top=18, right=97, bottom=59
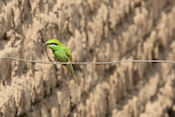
left=43, top=39, right=62, bottom=50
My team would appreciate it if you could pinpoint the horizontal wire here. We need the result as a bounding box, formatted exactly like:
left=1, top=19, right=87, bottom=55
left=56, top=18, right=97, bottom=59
left=0, top=57, right=175, bottom=65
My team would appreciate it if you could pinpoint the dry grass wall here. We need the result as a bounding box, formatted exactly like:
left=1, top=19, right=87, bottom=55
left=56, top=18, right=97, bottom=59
left=0, top=0, right=175, bottom=117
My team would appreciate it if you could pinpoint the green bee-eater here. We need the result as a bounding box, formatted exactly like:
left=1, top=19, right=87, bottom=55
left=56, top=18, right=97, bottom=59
left=43, top=39, right=80, bottom=85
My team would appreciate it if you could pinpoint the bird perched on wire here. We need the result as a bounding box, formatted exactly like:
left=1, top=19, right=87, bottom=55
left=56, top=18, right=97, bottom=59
left=43, top=39, right=80, bottom=85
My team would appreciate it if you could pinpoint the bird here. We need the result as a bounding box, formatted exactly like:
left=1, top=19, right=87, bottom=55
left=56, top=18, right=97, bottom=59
left=43, top=39, right=80, bottom=85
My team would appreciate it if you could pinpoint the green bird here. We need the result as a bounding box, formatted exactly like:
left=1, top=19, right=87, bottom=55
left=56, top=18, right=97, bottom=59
left=43, top=39, right=80, bottom=85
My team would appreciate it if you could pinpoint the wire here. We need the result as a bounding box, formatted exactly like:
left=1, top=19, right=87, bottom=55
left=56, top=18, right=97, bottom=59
left=0, top=57, right=175, bottom=65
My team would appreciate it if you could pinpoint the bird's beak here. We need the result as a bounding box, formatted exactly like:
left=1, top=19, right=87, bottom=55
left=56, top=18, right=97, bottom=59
left=42, top=43, right=47, bottom=47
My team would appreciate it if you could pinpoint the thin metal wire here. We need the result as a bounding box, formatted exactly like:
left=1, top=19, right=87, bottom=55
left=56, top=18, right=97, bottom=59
left=0, top=57, right=175, bottom=64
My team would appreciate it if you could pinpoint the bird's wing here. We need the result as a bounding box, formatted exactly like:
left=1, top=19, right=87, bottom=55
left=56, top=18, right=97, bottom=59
left=64, top=47, right=72, bottom=62
left=54, top=49, right=70, bottom=62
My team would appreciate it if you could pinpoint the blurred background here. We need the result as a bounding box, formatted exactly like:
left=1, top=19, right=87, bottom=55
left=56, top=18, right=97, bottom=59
left=0, top=0, right=175, bottom=117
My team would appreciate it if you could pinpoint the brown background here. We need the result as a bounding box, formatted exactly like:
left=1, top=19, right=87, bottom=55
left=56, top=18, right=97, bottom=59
left=0, top=0, right=175, bottom=117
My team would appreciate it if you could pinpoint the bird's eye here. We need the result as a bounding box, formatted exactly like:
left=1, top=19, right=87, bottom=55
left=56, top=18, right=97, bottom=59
left=47, top=43, right=58, bottom=45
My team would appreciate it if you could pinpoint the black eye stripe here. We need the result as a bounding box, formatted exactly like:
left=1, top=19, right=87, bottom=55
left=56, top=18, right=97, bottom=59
left=47, top=43, right=58, bottom=45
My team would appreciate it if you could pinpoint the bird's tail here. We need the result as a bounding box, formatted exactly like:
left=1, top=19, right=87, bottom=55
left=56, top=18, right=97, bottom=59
left=65, top=64, right=80, bottom=85
left=72, top=74, right=80, bottom=85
